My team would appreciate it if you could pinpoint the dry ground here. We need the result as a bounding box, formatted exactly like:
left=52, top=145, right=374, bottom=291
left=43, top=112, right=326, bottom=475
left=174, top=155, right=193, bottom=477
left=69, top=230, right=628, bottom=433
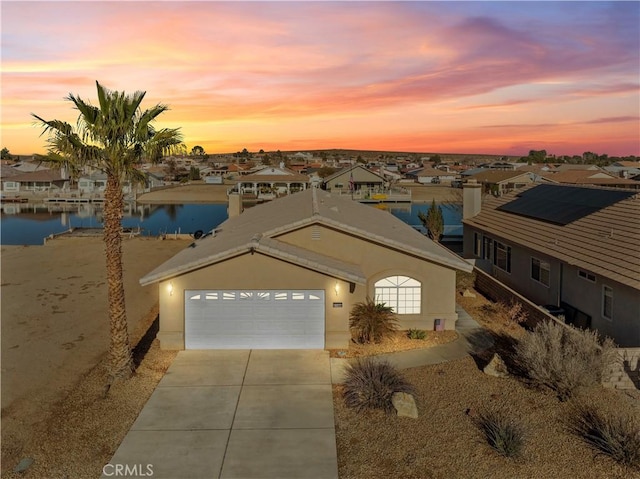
left=135, top=183, right=461, bottom=205
left=329, top=330, right=459, bottom=358
left=333, top=290, right=640, bottom=479
left=1, top=236, right=190, bottom=477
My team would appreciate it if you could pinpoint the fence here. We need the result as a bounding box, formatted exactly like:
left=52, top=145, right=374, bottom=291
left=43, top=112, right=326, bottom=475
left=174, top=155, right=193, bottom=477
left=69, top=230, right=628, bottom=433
left=473, top=266, right=561, bottom=328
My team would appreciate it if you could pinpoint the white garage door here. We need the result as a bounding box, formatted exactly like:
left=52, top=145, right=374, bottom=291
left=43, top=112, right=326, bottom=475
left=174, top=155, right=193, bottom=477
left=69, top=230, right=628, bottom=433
left=184, top=290, right=325, bottom=349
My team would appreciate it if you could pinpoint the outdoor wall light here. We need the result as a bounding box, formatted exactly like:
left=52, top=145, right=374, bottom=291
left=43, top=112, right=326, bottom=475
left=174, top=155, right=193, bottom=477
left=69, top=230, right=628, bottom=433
left=168, top=282, right=173, bottom=296
left=334, top=282, right=339, bottom=296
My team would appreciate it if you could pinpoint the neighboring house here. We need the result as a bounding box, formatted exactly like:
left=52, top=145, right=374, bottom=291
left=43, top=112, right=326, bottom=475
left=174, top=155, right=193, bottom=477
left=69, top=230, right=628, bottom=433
left=0, top=165, right=22, bottom=192
left=477, top=162, right=523, bottom=171
left=611, top=160, right=640, bottom=169
left=145, top=171, right=165, bottom=189
left=2, top=169, right=67, bottom=193
left=237, top=165, right=309, bottom=196
left=542, top=170, right=640, bottom=189
left=78, top=172, right=108, bottom=193
left=468, top=170, right=535, bottom=195
left=226, top=163, right=252, bottom=177
left=322, top=164, right=386, bottom=192
left=140, top=188, right=472, bottom=350
left=78, top=172, right=136, bottom=195
left=551, top=164, right=602, bottom=172
left=413, top=167, right=458, bottom=184
left=462, top=182, right=640, bottom=347
left=603, top=165, right=640, bottom=179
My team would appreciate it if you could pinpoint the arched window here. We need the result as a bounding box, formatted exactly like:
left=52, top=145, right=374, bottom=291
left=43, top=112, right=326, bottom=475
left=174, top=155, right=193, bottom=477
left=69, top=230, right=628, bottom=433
left=374, top=276, right=421, bottom=314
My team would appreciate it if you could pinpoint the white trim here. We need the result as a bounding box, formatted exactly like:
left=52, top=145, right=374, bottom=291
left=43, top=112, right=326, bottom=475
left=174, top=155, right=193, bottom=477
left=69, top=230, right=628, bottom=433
left=530, top=256, right=550, bottom=287
left=578, top=269, right=596, bottom=283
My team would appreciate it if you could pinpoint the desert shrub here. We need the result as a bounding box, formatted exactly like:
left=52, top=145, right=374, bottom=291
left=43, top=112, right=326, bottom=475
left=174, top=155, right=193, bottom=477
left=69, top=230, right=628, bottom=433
left=342, top=358, right=414, bottom=413
left=481, top=300, right=528, bottom=325
left=568, top=401, right=640, bottom=469
left=514, top=320, right=617, bottom=401
left=473, top=404, right=526, bottom=458
left=456, top=270, right=476, bottom=291
left=349, top=297, right=399, bottom=344
left=407, top=329, right=427, bottom=340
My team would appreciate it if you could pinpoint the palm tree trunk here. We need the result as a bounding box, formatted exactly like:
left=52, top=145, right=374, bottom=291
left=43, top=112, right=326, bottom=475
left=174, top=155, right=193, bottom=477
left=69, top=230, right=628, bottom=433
left=104, top=174, right=134, bottom=380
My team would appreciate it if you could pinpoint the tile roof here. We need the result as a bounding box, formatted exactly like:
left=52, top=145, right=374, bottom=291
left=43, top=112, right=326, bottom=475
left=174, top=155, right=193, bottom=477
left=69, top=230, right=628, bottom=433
left=240, top=167, right=309, bottom=182
left=140, top=188, right=471, bottom=285
left=542, top=170, right=639, bottom=186
left=416, top=167, right=457, bottom=177
left=463, top=184, right=640, bottom=289
left=470, top=170, right=533, bottom=183
left=7, top=169, right=65, bottom=182
left=322, top=164, right=385, bottom=183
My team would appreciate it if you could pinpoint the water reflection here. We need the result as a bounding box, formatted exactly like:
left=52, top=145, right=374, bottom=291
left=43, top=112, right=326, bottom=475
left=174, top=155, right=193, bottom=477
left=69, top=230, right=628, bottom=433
left=1, top=201, right=463, bottom=245
left=0, top=202, right=229, bottom=245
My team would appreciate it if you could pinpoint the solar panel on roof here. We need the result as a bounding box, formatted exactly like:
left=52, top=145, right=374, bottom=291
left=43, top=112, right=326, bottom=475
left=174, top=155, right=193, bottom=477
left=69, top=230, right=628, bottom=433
left=497, top=184, right=636, bottom=225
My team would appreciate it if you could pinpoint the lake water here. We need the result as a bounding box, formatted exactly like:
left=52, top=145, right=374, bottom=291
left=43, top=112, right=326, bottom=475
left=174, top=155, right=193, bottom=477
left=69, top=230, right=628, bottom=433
left=0, top=201, right=461, bottom=245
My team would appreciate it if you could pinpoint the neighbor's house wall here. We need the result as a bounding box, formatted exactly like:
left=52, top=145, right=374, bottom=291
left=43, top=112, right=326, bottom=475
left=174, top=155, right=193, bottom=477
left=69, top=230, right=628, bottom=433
left=464, top=226, right=640, bottom=347
left=562, top=264, right=640, bottom=347
left=277, top=224, right=459, bottom=331
left=158, top=252, right=359, bottom=350
left=463, top=227, right=558, bottom=306
left=2, top=181, right=20, bottom=192
left=417, top=174, right=456, bottom=184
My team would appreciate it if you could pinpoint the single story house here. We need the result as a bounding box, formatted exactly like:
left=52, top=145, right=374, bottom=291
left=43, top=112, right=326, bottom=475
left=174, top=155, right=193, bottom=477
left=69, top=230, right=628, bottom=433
left=78, top=172, right=137, bottom=194
left=236, top=165, right=309, bottom=197
left=140, top=188, right=472, bottom=350
left=322, top=164, right=386, bottom=192
left=462, top=182, right=640, bottom=347
left=467, top=170, right=536, bottom=195
left=413, top=167, right=458, bottom=184
left=542, top=170, right=640, bottom=189
left=2, top=169, right=67, bottom=193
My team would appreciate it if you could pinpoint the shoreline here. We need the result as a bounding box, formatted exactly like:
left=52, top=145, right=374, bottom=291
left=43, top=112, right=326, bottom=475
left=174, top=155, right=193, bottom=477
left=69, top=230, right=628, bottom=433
left=3, top=182, right=461, bottom=205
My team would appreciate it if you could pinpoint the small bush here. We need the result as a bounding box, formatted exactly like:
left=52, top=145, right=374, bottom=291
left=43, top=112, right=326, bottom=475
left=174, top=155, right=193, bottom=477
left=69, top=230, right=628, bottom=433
left=569, top=401, right=640, bottom=469
left=481, top=300, right=528, bottom=325
left=456, top=270, right=476, bottom=292
left=407, top=329, right=427, bottom=340
left=515, top=320, right=617, bottom=401
left=349, top=297, right=399, bottom=344
left=342, top=358, right=414, bottom=413
left=473, top=405, right=525, bottom=458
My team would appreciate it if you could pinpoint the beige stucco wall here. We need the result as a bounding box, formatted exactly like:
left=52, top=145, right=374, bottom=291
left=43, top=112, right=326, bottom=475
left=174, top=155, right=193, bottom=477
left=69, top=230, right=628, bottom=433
left=277, top=225, right=459, bottom=330
left=158, top=252, right=358, bottom=349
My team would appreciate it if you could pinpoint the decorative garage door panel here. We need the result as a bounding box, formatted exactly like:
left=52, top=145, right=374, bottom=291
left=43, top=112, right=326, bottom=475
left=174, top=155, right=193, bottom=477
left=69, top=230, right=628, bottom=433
left=184, top=290, right=325, bottom=349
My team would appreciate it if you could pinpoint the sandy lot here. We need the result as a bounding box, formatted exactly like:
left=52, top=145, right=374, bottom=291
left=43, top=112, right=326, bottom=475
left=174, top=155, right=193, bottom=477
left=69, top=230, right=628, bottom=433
left=1, top=236, right=189, bottom=471
left=135, top=182, right=461, bottom=204
left=136, top=183, right=230, bottom=203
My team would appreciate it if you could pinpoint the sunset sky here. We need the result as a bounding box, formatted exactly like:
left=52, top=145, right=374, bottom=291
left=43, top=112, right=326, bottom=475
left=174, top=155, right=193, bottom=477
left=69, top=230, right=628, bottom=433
left=2, top=1, right=639, bottom=157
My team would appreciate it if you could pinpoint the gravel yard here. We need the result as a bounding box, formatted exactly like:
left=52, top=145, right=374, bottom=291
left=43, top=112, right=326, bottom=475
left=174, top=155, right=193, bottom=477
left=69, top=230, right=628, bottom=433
left=333, top=290, right=640, bottom=479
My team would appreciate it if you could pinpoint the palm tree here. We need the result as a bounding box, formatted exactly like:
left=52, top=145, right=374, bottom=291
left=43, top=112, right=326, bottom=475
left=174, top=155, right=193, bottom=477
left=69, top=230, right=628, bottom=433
left=33, top=81, right=183, bottom=382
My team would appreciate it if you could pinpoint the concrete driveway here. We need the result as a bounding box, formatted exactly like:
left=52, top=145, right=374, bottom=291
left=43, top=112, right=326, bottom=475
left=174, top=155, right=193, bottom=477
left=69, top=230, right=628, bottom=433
left=104, top=350, right=338, bottom=479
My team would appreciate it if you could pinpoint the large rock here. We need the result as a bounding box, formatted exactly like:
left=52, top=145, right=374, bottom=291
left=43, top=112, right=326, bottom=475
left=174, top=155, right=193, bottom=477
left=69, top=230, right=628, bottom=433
left=392, top=392, right=418, bottom=418
left=483, top=353, right=509, bottom=378
left=462, top=289, right=477, bottom=298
